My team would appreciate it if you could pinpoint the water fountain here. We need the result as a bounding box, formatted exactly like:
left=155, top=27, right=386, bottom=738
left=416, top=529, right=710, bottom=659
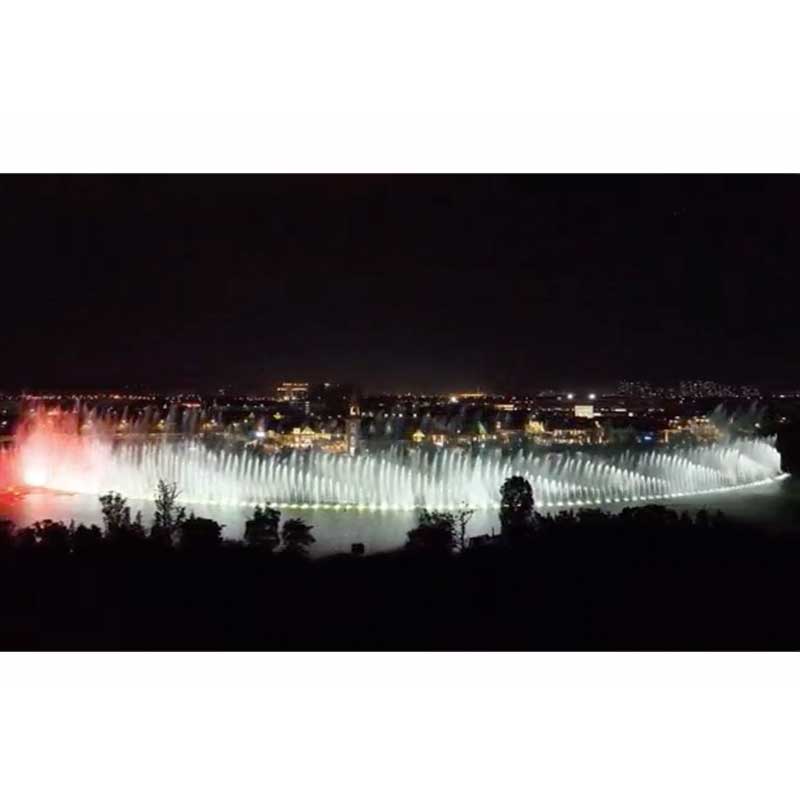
left=1, top=405, right=785, bottom=512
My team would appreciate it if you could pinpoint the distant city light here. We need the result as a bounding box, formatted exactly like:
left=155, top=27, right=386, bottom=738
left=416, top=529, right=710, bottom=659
left=588, top=392, right=596, bottom=400
left=566, top=393, right=574, bottom=400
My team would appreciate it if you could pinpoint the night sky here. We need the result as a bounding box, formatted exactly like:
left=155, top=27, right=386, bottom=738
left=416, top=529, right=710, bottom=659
left=1, top=175, right=797, bottom=394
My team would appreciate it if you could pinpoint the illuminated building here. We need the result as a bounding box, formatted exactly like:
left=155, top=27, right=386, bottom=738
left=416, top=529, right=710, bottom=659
left=346, top=402, right=361, bottom=456
left=451, top=391, right=486, bottom=400
left=260, top=427, right=345, bottom=452
left=540, top=418, right=603, bottom=445
left=525, top=419, right=545, bottom=435
left=275, top=382, right=309, bottom=403
left=574, top=404, right=595, bottom=419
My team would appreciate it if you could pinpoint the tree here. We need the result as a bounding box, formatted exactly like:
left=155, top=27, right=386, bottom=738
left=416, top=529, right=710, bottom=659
left=151, top=479, right=186, bottom=546
left=179, top=514, right=224, bottom=553
left=71, top=523, right=104, bottom=554
left=24, top=519, right=71, bottom=553
left=0, top=519, right=14, bottom=552
left=14, top=528, right=37, bottom=551
left=244, top=505, right=281, bottom=552
left=499, top=476, right=535, bottom=537
left=454, top=502, right=475, bottom=551
left=406, top=509, right=457, bottom=553
left=130, top=511, right=147, bottom=539
left=281, top=518, right=315, bottom=556
left=99, top=491, right=132, bottom=537
left=99, top=492, right=147, bottom=549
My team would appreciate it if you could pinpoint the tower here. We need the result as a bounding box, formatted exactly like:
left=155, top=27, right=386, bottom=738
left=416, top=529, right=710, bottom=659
left=345, top=401, right=360, bottom=456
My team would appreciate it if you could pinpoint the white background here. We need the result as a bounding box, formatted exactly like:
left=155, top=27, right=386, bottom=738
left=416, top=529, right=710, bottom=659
left=1, top=2, right=800, bottom=798
left=2, top=654, right=800, bottom=799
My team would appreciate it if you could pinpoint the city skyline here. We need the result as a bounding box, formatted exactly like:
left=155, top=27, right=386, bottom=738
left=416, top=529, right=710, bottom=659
left=0, top=376, right=786, bottom=400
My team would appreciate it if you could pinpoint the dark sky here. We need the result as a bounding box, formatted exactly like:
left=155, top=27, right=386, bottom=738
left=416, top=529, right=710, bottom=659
left=0, top=175, right=797, bottom=394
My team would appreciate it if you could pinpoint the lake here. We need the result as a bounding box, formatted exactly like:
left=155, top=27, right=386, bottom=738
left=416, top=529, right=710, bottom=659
left=2, top=475, right=799, bottom=556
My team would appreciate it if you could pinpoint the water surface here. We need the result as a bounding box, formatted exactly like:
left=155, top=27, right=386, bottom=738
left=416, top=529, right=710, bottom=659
left=2, top=476, right=798, bottom=556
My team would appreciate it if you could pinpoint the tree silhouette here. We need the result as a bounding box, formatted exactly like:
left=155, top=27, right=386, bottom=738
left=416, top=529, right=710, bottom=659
left=454, top=502, right=475, bottom=551
left=0, top=494, right=793, bottom=649
left=244, top=505, right=281, bottom=552
left=499, top=476, right=535, bottom=537
left=179, top=514, right=224, bottom=553
left=99, top=491, right=132, bottom=537
left=0, top=519, right=14, bottom=552
left=24, top=519, right=71, bottom=553
left=71, top=523, right=104, bottom=555
left=281, top=518, right=315, bottom=556
left=151, top=479, right=186, bottom=547
left=130, top=511, right=147, bottom=539
left=14, top=527, right=37, bottom=551
left=406, top=509, right=457, bottom=553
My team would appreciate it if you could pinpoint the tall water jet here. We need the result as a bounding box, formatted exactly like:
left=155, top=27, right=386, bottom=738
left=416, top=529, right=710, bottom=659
left=4, top=406, right=785, bottom=512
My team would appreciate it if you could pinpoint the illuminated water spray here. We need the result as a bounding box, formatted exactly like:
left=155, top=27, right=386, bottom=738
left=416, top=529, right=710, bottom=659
left=0, top=406, right=785, bottom=511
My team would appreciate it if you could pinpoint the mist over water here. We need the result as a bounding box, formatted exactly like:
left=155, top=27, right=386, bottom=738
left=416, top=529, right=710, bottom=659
left=3, top=407, right=784, bottom=508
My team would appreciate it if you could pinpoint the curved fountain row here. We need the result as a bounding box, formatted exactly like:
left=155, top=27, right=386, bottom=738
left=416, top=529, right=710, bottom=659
left=6, top=428, right=785, bottom=511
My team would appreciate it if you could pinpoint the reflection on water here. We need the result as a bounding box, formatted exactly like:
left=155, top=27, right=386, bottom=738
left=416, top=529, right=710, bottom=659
left=1, top=477, right=799, bottom=556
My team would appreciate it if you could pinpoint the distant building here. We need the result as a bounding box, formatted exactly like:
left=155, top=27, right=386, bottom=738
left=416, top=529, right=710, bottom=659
left=617, top=380, right=655, bottom=398
left=543, top=417, right=603, bottom=445
left=260, top=426, right=345, bottom=452
left=451, top=391, right=486, bottom=400
left=276, top=382, right=309, bottom=404
left=574, top=404, right=595, bottom=419
left=525, top=418, right=545, bottom=435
